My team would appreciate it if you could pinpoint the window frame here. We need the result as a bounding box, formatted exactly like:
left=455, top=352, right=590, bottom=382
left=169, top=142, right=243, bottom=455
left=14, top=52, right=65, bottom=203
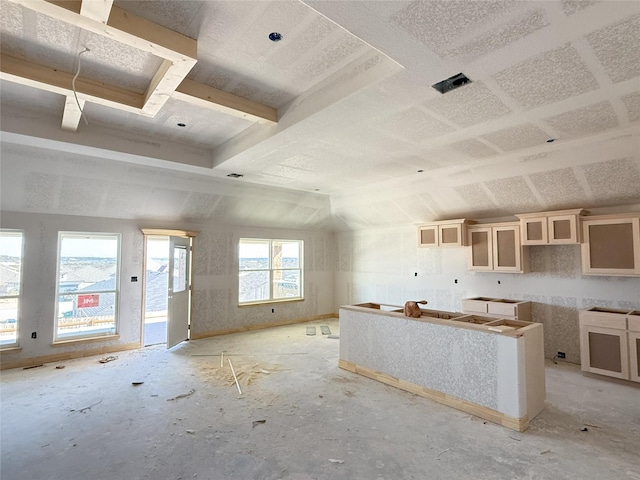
left=54, top=232, right=121, bottom=342
left=0, top=229, right=24, bottom=349
left=238, top=238, right=303, bottom=306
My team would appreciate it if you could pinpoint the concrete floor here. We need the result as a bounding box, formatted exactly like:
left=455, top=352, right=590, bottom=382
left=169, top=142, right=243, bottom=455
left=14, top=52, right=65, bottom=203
left=1, top=318, right=639, bottom=480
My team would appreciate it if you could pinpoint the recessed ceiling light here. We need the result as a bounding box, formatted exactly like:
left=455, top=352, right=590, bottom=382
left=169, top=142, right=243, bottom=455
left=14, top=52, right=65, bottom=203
left=227, top=173, right=244, bottom=178
left=177, top=123, right=186, bottom=127
left=268, top=32, right=283, bottom=42
left=546, top=138, right=557, bottom=143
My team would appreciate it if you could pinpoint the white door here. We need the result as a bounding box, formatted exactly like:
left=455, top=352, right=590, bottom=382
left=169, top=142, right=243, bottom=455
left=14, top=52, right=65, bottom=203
left=167, top=236, right=191, bottom=349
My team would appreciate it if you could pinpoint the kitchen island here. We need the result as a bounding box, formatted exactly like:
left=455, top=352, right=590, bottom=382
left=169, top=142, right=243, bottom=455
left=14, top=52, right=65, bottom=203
left=339, top=303, right=545, bottom=431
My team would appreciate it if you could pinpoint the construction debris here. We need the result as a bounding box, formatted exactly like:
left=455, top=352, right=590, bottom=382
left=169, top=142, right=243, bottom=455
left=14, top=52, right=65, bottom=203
left=132, top=381, right=144, bottom=386
left=320, top=325, right=331, bottom=335
left=252, top=420, right=266, bottom=428
left=23, top=364, right=44, bottom=370
left=99, top=356, right=118, bottom=364
left=71, top=399, right=103, bottom=413
left=328, top=459, right=344, bottom=464
left=55, top=365, right=65, bottom=369
left=540, top=449, right=551, bottom=455
left=306, top=326, right=316, bottom=336
left=167, top=389, right=196, bottom=401
left=228, top=359, right=242, bottom=395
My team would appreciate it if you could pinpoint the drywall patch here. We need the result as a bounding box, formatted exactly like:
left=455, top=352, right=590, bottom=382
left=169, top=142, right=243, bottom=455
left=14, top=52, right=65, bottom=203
left=481, top=123, right=550, bottom=151
left=23, top=172, right=58, bottom=210
left=580, top=158, right=640, bottom=203
left=449, top=138, right=500, bottom=159
left=544, top=101, right=619, bottom=138
left=484, top=176, right=541, bottom=212
left=425, top=82, right=511, bottom=128
left=528, top=167, right=586, bottom=207
left=621, top=91, right=640, bottom=123
left=586, top=14, right=640, bottom=84
left=493, top=44, right=599, bottom=109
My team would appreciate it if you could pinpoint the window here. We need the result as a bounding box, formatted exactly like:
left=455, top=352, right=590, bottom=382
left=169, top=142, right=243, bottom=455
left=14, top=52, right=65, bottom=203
left=0, top=230, right=23, bottom=348
left=239, top=239, right=303, bottom=304
left=55, top=233, right=120, bottom=341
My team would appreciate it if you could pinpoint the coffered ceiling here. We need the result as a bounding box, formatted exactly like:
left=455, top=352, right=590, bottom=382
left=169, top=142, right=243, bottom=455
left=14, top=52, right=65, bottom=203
left=1, top=0, right=639, bottom=230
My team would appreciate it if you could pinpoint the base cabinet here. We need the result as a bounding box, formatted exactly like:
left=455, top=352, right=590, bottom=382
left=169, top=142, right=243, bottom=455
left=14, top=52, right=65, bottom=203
left=579, top=307, right=639, bottom=382
left=462, top=297, right=531, bottom=321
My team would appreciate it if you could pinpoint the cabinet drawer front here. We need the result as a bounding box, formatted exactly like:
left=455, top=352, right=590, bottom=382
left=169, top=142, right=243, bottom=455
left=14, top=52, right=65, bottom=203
left=462, top=300, right=488, bottom=313
left=487, top=302, right=517, bottom=317
left=628, top=314, right=640, bottom=332
left=580, top=312, right=627, bottom=329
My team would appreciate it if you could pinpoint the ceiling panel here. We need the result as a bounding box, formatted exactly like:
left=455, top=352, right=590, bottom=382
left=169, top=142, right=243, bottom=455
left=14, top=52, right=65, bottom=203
left=580, top=158, right=640, bottom=203
left=484, top=176, right=541, bottom=212
left=481, top=123, right=551, bottom=151
left=527, top=167, right=586, bottom=207
left=544, top=101, right=619, bottom=138
left=621, top=91, right=640, bottom=123
left=492, top=44, right=599, bottom=109
left=586, top=14, right=640, bottom=84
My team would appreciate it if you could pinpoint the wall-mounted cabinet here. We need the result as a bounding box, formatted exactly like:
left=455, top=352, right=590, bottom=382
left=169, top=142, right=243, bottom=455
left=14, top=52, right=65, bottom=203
left=516, top=209, right=584, bottom=245
left=579, top=307, right=640, bottom=383
left=467, top=222, right=529, bottom=273
left=581, top=214, right=640, bottom=276
left=418, top=219, right=472, bottom=248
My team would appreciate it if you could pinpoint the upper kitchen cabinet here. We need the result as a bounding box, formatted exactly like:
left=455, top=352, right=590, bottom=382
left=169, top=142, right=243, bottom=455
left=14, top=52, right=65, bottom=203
left=468, top=222, right=529, bottom=273
left=418, top=219, right=473, bottom=248
left=581, top=214, right=640, bottom=276
left=516, top=209, right=585, bottom=245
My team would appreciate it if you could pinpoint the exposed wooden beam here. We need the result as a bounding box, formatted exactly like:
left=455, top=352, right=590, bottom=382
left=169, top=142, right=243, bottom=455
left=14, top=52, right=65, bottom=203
left=59, top=0, right=114, bottom=131
left=61, top=96, right=85, bottom=132
left=174, top=79, right=278, bottom=124
left=79, top=0, right=113, bottom=23
left=0, top=54, right=144, bottom=112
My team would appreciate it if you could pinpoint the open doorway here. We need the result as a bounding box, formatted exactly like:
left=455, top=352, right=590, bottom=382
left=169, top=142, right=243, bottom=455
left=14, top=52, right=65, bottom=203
left=144, top=236, right=169, bottom=346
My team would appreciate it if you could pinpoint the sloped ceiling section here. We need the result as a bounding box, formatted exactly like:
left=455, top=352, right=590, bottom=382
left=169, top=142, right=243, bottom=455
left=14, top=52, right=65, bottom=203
left=1, top=0, right=639, bottom=231
left=0, top=142, right=332, bottom=230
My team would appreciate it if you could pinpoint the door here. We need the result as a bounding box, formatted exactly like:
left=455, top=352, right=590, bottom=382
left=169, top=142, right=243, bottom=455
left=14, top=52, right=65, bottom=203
left=167, top=235, right=191, bottom=349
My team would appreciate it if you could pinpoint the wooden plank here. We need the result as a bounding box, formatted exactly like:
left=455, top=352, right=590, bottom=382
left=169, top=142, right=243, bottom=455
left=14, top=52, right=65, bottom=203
left=143, top=58, right=197, bottom=116
left=61, top=96, right=85, bottom=131
left=339, top=359, right=530, bottom=432
left=0, top=54, right=144, bottom=112
left=174, top=79, right=278, bottom=124
left=79, top=0, right=113, bottom=23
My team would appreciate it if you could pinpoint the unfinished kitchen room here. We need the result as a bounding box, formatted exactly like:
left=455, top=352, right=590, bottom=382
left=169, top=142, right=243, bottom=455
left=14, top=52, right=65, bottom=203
left=1, top=1, right=639, bottom=479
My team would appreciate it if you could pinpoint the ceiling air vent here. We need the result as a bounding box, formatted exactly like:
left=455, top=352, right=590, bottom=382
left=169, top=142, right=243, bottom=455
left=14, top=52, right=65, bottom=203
left=226, top=173, right=244, bottom=178
left=432, top=73, right=471, bottom=94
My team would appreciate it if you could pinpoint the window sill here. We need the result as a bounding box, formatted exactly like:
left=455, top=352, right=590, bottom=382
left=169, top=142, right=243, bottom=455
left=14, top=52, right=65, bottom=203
left=52, top=335, right=120, bottom=346
left=239, top=298, right=304, bottom=307
left=0, top=346, right=22, bottom=353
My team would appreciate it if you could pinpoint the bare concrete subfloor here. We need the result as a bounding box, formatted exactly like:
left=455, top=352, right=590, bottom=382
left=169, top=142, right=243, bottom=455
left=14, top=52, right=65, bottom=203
left=1, top=318, right=639, bottom=480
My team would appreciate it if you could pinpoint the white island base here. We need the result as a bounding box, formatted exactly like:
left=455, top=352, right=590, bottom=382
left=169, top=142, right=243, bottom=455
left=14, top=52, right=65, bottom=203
left=339, top=304, right=546, bottom=432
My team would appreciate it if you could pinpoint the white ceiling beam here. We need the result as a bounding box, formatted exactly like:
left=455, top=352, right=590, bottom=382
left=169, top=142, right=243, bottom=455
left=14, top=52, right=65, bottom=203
left=173, top=79, right=278, bottom=124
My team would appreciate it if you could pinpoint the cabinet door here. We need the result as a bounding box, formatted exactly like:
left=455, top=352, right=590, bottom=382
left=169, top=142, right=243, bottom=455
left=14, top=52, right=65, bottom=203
left=580, top=325, right=629, bottom=379
left=492, top=225, right=522, bottom=272
left=418, top=225, right=439, bottom=247
left=548, top=214, right=579, bottom=244
left=521, top=217, right=547, bottom=245
left=439, top=223, right=463, bottom=247
left=629, top=331, right=640, bottom=383
left=582, top=217, right=640, bottom=275
left=468, top=227, right=493, bottom=271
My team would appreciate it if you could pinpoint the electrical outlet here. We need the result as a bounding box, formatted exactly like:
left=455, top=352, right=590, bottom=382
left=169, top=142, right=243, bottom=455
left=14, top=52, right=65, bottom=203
left=557, top=351, right=566, bottom=359
left=31, top=332, right=37, bottom=339
left=271, top=308, right=275, bottom=313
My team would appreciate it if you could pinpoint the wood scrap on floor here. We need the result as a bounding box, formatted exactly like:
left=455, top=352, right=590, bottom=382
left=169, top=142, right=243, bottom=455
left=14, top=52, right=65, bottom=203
left=99, top=355, right=118, bottom=363
left=167, top=388, right=195, bottom=401
left=320, top=325, right=331, bottom=335
left=306, top=326, right=316, bottom=336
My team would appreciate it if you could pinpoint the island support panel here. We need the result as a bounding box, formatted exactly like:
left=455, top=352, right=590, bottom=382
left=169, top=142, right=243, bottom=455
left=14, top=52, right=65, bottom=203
left=339, top=306, right=545, bottom=432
